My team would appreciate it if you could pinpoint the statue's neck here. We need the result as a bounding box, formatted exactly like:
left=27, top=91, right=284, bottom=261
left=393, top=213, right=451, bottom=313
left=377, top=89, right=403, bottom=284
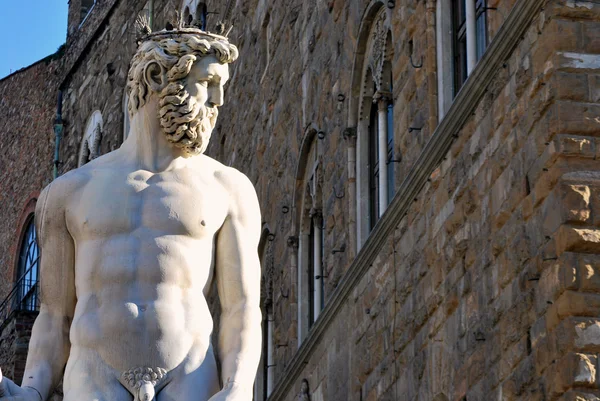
left=123, top=99, right=189, bottom=172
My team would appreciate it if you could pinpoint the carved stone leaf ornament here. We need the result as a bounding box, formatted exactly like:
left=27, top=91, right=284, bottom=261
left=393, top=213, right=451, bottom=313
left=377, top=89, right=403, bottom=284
left=79, top=111, right=104, bottom=167
left=369, top=10, right=388, bottom=91
left=359, top=9, right=391, bottom=119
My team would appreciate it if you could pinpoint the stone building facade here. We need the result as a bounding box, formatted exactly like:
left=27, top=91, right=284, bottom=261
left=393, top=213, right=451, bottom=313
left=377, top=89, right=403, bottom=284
left=1, top=0, right=600, bottom=400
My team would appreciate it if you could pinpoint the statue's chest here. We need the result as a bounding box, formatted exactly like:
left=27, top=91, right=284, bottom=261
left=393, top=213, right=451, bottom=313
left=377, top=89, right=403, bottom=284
left=70, top=171, right=227, bottom=240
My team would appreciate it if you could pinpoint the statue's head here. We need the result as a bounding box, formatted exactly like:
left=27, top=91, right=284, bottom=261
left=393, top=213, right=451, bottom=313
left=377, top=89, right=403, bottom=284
left=127, top=29, right=238, bottom=156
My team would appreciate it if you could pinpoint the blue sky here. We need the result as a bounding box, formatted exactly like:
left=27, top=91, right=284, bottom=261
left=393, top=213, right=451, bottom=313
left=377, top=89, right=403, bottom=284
left=0, top=1, right=68, bottom=79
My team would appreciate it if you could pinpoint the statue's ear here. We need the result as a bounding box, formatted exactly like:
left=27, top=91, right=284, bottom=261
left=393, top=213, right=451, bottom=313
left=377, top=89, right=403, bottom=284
left=143, top=61, right=167, bottom=92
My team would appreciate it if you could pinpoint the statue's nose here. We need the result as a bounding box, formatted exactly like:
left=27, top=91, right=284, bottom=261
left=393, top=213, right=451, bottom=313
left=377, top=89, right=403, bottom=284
left=208, top=86, right=224, bottom=107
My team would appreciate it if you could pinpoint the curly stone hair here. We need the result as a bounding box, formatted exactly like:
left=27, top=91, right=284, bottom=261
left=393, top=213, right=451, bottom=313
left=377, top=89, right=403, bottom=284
left=127, top=33, right=239, bottom=115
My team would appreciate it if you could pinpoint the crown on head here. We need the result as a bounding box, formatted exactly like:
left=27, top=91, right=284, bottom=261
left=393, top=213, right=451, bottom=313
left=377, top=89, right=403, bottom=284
left=135, top=4, right=233, bottom=44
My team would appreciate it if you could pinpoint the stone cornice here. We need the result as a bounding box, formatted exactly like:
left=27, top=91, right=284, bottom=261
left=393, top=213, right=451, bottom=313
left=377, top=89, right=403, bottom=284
left=267, top=0, right=547, bottom=398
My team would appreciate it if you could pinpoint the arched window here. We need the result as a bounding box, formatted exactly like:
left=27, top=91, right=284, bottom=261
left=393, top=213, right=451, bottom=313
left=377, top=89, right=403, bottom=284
left=294, top=130, right=325, bottom=344
left=437, top=0, right=489, bottom=117
left=16, top=217, right=40, bottom=311
left=79, top=110, right=103, bottom=167
left=181, top=1, right=207, bottom=29
left=80, top=0, right=96, bottom=26
left=353, top=6, right=396, bottom=247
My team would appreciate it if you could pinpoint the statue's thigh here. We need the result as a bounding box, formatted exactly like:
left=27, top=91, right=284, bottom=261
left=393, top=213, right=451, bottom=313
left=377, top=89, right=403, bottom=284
left=157, top=363, right=220, bottom=401
left=63, top=350, right=132, bottom=401
left=63, top=387, right=132, bottom=401
left=157, top=384, right=215, bottom=401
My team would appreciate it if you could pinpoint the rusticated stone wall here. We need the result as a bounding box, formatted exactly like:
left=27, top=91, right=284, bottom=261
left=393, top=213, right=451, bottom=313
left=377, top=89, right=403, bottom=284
left=258, top=1, right=600, bottom=400
left=58, top=0, right=151, bottom=174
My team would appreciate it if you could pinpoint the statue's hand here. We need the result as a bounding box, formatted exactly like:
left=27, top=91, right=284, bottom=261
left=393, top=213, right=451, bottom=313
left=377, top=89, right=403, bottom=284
left=0, top=368, right=42, bottom=401
left=207, top=381, right=251, bottom=401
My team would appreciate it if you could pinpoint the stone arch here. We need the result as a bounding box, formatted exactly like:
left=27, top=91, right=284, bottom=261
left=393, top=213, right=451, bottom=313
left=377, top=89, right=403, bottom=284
left=11, top=194, right=38, bottom=282
left=14, top=213, right=40, bottom=311
left=180, top=0, right=206, bottom=27
left=358, top=6, right=393, bottom=120
left=291, top=126, right=319, bottom=235
left=292, top=125, right=325, bottom=342
left=349, top=1, right=396, bottom=248
left=79, top=110, right=103, bottom=167
left=349, top=0, right=389, bottom=127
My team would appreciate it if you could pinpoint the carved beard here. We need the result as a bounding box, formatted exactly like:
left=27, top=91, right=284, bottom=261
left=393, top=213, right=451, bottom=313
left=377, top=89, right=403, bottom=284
left=158, top=82, right=218, bottom=156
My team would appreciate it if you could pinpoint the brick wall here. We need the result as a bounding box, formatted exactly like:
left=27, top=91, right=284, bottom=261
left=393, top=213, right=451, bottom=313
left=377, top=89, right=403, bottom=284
left=0, top=56, right=62, bottom=302
left=0, top=311, right=38, bottom=384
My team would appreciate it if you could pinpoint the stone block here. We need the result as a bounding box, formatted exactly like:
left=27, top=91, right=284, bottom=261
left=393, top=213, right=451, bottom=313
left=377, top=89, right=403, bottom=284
left=583, top=21, right=600, bottom=54
left=556, top=390, right=600, bottom=401
left=546, top=353, right=598, bottom=398
left=555, top=226, right=600, bottom=256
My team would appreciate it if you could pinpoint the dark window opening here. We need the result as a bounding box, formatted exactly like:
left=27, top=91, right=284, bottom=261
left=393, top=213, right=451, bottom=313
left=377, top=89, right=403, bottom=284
left=452, top=0, right=488, bottom=95
left=319, top=222, right=325, bottom=311
left=261, top=311, right=269, bottom=401
left=476, top=0, right=488, bottom=61
left=387, top=76, right=395, bottom=205
left=368, top=92, right=380, bottom=230
left=452, top=0, right=468, bottom=96
left=80, top=0, right=96, bottom=23
left=308, top=218, right=315, bottom=327
left=16, top=217, right=40, bottom=312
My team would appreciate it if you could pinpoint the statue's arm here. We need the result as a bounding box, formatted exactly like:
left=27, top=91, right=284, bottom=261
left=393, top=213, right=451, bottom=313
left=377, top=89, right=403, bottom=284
left=21, top=181, right=77, bottom=400
left=214, top=170, right=262, bottom=396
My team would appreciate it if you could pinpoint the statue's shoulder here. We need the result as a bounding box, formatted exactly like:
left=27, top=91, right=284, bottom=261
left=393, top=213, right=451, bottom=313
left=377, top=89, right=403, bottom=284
left=191, top=155, right=251, bottom=190
left=44, top=169, right=86, bottom=197
left=35, top=169, right=87, bottom=232
left=213, top=162, right=255, bottom=196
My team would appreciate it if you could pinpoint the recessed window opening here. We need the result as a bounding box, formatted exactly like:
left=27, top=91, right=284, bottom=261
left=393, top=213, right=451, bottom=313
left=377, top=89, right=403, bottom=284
left=451, top=0, right=488, bottom=96
left=16, top=217, right=40, bottom=312
left=368, top=89, right=380, bottom=230
left=353, top=7, right=396, bottom=248
left=184, top=6, right=192, bottom=25
left=80, top=0, right=96, bottom=27
left=386, top=72, right=395, bottom=206
left=296, top=134, right=325, bottom=343
left=475, top=0, right=488, bottom=60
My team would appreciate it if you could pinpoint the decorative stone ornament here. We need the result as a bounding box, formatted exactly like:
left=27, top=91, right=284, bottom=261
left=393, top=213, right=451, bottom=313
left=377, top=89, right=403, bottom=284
left=78, top=110, right=103, bottom=167
left=297, top=379, right=310, bottom=401
left=369, top=11, right=388, bottom=89
left=359, top=8, right=393, bottom=120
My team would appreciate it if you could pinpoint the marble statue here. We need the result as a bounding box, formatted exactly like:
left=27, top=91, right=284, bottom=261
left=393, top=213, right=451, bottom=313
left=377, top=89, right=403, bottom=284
left=0, top=26, right=262, bottom=401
